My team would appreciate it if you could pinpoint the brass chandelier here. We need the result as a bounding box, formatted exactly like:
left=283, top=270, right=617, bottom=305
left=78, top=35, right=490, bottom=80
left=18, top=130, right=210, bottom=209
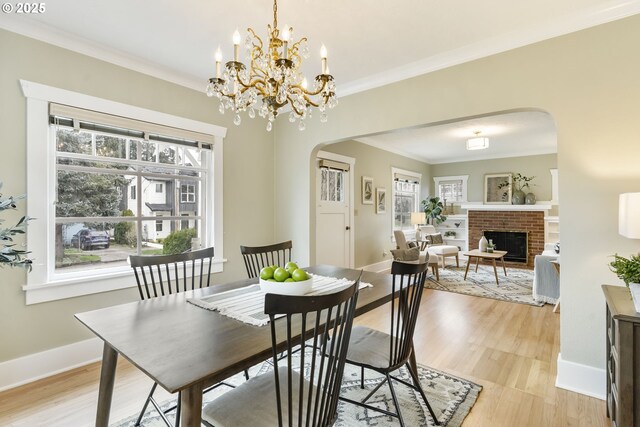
left=206, top=0, right=337, bottom=131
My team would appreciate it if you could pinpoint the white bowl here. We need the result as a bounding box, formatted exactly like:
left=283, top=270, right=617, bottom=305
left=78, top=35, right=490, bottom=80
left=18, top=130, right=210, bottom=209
left=259, top=277, right=313, bottom=296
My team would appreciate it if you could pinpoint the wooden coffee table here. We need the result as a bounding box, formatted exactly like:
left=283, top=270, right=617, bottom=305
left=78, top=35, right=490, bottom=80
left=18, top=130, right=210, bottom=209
left=462, top=249, right=508, bottom=285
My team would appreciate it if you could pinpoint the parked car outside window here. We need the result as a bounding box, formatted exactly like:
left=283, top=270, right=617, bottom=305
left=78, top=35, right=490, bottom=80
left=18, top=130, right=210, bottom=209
left=69, top=229, right=110, bottom=250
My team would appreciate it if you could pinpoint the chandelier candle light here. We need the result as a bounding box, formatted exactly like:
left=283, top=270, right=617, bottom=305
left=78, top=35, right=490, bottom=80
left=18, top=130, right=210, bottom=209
left=206, top=0, right=337, bottom=131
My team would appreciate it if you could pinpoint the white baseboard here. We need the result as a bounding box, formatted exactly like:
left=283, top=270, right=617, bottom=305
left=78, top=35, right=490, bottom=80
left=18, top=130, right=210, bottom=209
left=555, top=352, right=606, bottom=400
left=359, top=259, right=393, bottom=273
left=0, top=337, right=103, bottom=392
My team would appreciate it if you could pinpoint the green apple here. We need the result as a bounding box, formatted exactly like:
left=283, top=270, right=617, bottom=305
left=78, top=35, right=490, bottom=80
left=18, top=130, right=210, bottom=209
left=260, top=266, right=274, bottom=280
left=292, top=268, right=309, bottom=282
left=273, top=267, right=291, bottom=282
left=284, top=278, right=294, bottom=282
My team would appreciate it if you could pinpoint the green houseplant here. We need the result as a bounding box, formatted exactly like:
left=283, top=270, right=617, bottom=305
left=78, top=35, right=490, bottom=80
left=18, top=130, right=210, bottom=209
left=0, top=182, right=32, bottom=270
left=421, top=196, right=447, bottom=225
left=609, top=253, right=640, bottom=312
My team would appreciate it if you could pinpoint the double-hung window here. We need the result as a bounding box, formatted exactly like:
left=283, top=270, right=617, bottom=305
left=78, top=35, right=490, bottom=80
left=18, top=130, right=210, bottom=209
left=433, top=175, right=469, bottom=204
left=391, top=168, right=421, bottom=234
left=21, top=80, right=226, bottom=304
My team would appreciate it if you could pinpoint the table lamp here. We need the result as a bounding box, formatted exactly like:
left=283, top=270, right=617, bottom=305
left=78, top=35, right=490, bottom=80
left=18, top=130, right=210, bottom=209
left=411, top=212, right=426, bottom=241
left=619, top=193, right=640, bottom=238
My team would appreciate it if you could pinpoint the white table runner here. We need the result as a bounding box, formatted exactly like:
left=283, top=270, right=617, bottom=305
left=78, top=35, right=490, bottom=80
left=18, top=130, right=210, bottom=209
left=187, top=274, right=372, bottom=327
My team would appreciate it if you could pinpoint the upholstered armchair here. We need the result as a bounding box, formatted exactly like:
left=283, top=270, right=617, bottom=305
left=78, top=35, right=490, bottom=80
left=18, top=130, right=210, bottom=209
left=392, top=230, right=440, bottom=280
left=533, top=243, right=559, bottom=304
left=419, top=225, right=460, bottom=268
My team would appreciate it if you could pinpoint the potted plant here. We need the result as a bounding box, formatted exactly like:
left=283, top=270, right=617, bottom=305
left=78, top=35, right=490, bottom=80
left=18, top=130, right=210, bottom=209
left=0, top=182, right=33, bottom=270
left=421, top=196, right=447, bottom=225
left=511, top=173, right=535, bottom=205
left=609, top=253, right=640, bottom=312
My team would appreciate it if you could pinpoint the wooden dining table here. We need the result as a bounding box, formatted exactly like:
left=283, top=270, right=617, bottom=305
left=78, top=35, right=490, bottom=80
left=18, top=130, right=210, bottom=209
left=75, top=265, right=396, bottom=427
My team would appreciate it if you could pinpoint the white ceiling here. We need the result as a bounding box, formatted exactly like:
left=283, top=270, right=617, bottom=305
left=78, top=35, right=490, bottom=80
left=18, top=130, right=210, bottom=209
left=355, top=110, right=557, bottom=164
left=0, top=0, right=635, bottom=162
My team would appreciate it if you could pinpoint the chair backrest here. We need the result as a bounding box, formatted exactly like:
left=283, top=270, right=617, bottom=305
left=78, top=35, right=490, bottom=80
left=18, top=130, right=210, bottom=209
left=419, top=225, right=437, bottom=235
left=387, top=261, right=428, bottom=370
left=393, top=230, right=408, bottom=250
left=265, top=276, right=360, bottom=427
left=240, top=240, right=293, bottom=278
left=129, top=247, right=214, bottom=301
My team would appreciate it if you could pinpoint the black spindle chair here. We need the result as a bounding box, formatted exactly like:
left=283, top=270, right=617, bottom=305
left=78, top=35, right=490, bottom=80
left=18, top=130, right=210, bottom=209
left=240, top=240, right=293, bottom=278
left=340, top=261, right=441, bottom=426
left=129, top=247, right=232, bottom=427
left=202, top=276, right=361, bottom=427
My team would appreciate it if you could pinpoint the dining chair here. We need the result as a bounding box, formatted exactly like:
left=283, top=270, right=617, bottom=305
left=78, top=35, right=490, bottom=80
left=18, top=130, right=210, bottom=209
left=129, top=247, right=232, bottom=427
left=240, top=240, right=293, bottom=278
left=202, top=277, right=361, bottom=427
left=340, top=261, right=441, bottom=426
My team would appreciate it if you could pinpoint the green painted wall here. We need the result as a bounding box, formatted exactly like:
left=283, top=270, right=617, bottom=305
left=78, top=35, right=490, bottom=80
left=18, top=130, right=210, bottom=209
left=273, top=15, right=640, bottom=373
left=322, top=140, right=431, bottom=268
left=0, top=29, right=274, bottom=362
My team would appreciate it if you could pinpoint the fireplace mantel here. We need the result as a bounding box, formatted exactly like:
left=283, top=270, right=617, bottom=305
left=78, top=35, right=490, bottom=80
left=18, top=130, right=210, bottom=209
left=461, top=203, right=552, bottom=211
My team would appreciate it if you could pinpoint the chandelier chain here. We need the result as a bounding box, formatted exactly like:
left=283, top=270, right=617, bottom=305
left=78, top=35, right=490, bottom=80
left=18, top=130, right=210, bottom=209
left=273, top=0, right=278, bottom=32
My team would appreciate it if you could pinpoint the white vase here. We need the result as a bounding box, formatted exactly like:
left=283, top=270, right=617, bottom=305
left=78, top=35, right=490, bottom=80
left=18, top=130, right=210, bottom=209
left=479, top=236, right=488, bottom=252
left=630, top=283, right=640, bottom=313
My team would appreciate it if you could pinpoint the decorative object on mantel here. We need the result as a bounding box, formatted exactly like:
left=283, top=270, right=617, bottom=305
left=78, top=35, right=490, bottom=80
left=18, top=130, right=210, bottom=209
left=422, top=196, right=447, bottom=224
left=484, top=173, right=512, bottom=204
left=0, top=181, right=33, bottom=271
left=479, top=235, right=488, bottom=252
left=206, top=0, right=337, bottom=132
left=509, top=173, right=536, bottom=205
left=612, top=192, right=640, bottom=311
left=609, top=254, right=640, bottom=312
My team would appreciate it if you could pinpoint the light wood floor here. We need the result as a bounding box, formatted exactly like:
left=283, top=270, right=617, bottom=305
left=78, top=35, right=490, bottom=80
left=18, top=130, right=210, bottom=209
left=0, top=289, right=607, bottom=427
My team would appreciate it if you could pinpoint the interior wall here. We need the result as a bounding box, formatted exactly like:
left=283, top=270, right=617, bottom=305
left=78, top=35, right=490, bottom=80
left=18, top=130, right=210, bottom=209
left=0, top=29, right=275, bottom=362
left=431, top=153, right=557, bottom=210
left=274, top=15, right=640, bottom=372
left=321, top=140, right=431, bottom=268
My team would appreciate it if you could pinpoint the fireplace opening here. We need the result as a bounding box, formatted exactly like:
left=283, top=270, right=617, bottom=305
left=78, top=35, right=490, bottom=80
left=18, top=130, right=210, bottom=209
left=483, top=230, right=528, bottom=263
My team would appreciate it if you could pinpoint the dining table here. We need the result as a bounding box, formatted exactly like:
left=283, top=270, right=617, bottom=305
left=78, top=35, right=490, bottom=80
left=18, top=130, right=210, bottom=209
left=75, top=265, right=397, bottom=427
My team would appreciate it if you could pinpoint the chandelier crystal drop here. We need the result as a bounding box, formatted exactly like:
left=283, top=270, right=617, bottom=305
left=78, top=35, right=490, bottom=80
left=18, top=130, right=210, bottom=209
left=206, top=0, right=337, bottom=131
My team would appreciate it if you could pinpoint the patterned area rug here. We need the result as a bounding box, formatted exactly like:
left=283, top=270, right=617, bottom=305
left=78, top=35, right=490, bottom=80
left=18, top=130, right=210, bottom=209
left=426, top=264, right=543, bottom=306
left=112, top=350, right=481, bottom=427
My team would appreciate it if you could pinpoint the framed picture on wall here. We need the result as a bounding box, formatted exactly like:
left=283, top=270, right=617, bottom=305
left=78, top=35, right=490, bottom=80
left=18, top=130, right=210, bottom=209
left=484, top=173, right=512, bottom=204
left=376, top=187, right=386, bottom=214
left=362, top=176, right=373, bottom=204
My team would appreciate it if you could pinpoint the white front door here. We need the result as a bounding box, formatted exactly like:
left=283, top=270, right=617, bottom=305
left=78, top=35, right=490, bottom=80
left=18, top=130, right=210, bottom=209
left=315, top=156, right=352, bottom=268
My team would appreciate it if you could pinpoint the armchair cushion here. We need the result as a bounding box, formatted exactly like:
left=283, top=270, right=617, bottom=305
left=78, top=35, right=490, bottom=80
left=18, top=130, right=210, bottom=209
left=390, top=247, right=420, bottom=262
left=426, top=233, right=444, bottom=245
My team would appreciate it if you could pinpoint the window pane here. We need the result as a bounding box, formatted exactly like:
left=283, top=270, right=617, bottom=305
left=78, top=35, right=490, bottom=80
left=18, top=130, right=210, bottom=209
left=142, top=220, right=200, bottom=254
left=96, top=135, right=127, bottom=159
left=55, top=220, right=138, bottom=272
left=56, top=170, right=130, bottom=218
left=56, top=129, right=92, bottom=155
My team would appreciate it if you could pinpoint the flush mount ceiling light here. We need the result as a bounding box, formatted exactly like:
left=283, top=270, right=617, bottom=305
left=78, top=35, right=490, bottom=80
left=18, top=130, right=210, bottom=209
left=466, top=131, right=489, bottom=150
left=205, top=0, right=337, bottom=132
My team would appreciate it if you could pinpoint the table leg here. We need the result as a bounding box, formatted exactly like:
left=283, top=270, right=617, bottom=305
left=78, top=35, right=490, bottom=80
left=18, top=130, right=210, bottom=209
left=181, top=382, right=203, bottom=427
left=475, top=256, right=480, bottom=272
left=492, top=259, right=499, bottom=285
left=464, top=257, right=472, bottom=280
left=408, top=343, right=420, bottom=388
left=96, top=342, right=118, bottom=427
left=501, top=257, right=507, bottom=276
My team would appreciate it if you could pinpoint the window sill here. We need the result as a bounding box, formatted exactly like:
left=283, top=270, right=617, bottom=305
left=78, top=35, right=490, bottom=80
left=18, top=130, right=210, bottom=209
left=22, top=258, right=227, bottom=305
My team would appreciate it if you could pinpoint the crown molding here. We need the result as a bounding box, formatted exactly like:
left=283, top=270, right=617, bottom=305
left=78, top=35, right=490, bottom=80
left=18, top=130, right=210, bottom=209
left=1, top=0, right=640, bottom=98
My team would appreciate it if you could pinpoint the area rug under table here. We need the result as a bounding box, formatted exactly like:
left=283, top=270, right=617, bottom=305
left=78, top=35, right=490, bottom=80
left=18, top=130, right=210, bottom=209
left=112, top=352, right=481, bottom=427
left=426, top=264, right=543, bottom=307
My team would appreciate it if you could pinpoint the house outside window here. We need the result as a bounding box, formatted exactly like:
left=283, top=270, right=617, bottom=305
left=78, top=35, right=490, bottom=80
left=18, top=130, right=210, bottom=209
left=21, top=80, right=226, bottom=304
left=391, top=168, right=421, bottom=233
left=181, top=184, right=196, bottom=203
left=433, top=175, right=469, bottom=205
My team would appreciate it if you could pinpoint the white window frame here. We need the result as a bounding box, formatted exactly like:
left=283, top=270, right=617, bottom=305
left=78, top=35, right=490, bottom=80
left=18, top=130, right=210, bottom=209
left=391, top=167, right=422, bottom=241
left=433, top=175, right=469, bottom=203
left=155, top=183, right=163, bottom=193
left=20, top=80, right=227, bottom=304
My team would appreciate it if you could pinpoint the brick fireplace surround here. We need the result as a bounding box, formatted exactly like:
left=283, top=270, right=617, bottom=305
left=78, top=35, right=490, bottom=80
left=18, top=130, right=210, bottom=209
left=468, top=210, right=545, bottom=269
